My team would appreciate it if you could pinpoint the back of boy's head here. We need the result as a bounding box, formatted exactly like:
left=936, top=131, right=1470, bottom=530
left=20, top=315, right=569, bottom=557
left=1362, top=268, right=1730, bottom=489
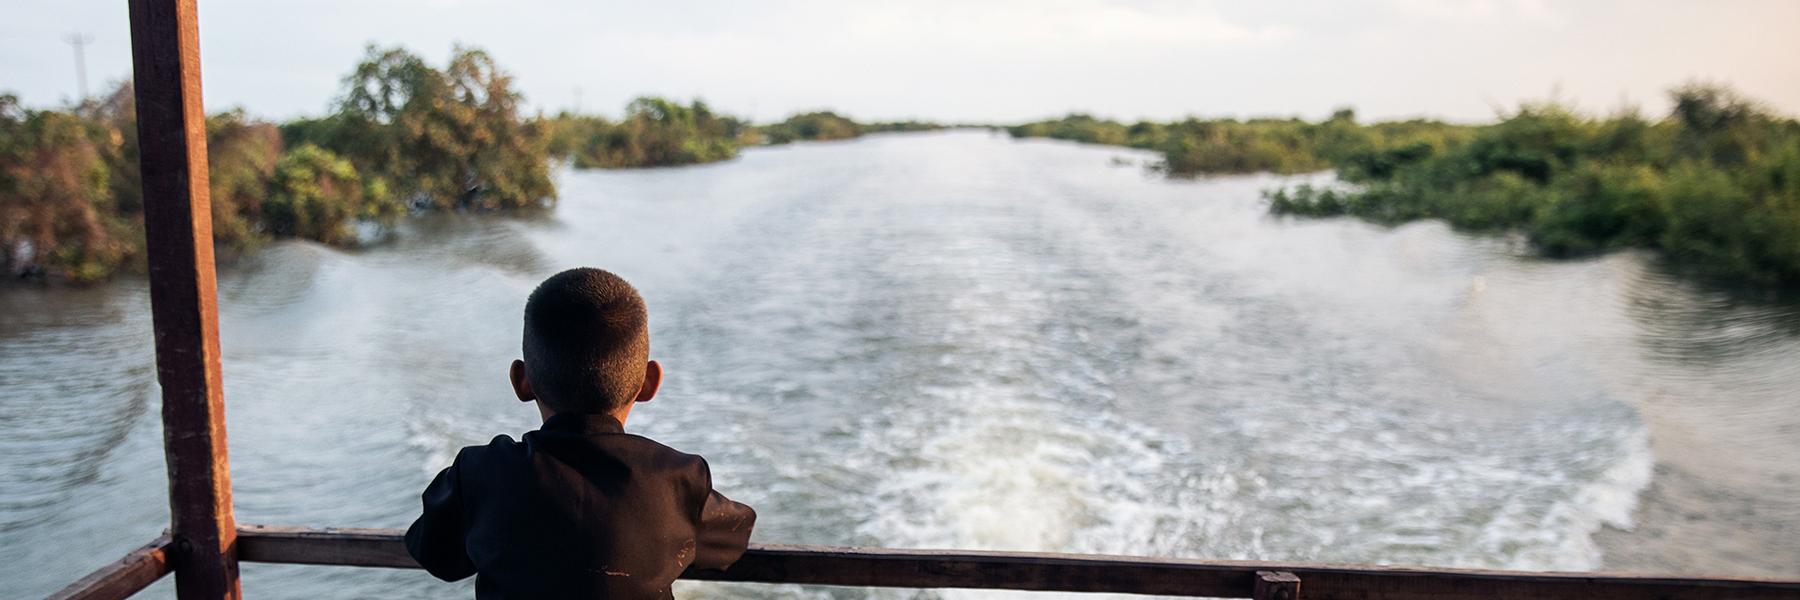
left=522, top=268, right=649, bottom=415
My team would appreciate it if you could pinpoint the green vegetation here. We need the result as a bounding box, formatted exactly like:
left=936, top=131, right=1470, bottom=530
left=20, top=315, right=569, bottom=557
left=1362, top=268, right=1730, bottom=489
left=546, top=105, right=946, bottom=167
left=1011, top=86, right=1800, bottom=287
left=11, top=52, right=1790, bottom=288
left=283, top=45, right=555, bottom=211
left=754, top=112, right=948, bottom=145
left=263, top=144, right=398, bottom=245
left=1007, top=111, right=1468, bottom=176
left=4, top=36, right=938, bottom=283
left=752, top=113, right=951, bottom=145
left=0, top=94, right=131, bottom=282
left=1267, top=86, right=1800, bottom=286
left=547, top=98, right=749, bottom=168
left=2, top=44, right=559, bottom=282
left=862, top=120, right=948, bottom=135
left=205, top=109, right=283, bottom=252
left=760, top=111, right=863, bottom=145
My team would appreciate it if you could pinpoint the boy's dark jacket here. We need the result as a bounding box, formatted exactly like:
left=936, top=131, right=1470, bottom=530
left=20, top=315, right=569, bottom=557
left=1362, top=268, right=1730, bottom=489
left=406, top=413, right=756, bottom=599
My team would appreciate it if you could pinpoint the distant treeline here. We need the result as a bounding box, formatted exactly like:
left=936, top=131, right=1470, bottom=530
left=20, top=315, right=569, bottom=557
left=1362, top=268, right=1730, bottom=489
left=1008, top=85, right=1800, bottom=287
left=0, top=45, right=940, bottom=282
left=544, top=105, right=942, bottom=169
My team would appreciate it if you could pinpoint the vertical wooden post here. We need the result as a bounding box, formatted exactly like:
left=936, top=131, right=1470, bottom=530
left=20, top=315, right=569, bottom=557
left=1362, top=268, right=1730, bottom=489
left=127, top=1, right=241, bottom=599
left=1254, top=571, right=1300, bottom=600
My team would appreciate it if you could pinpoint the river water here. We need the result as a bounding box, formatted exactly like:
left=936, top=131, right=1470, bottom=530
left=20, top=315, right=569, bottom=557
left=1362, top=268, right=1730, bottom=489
left=3, top=131, right=1797, bottom=598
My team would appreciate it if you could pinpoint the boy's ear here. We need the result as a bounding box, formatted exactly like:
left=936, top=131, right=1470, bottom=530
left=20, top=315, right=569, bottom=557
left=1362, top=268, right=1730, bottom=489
left=510, top=359, right=535, bottom=403
left=635, top=360, right=663, bottom=403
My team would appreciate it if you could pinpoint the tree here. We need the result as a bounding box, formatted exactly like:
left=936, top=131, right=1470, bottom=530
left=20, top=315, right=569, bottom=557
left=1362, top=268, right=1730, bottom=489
left=0, top=102, right=132, bottom=281
left=762, top=111, right=861, bottom=144
left=206, top=109, right=283, bottom=252
left=264, top=144, right=397, bottom=245
left=322, top=45, right=554, bottom=210
left=445, top=47, right=554, bottom=209
left=83, top=83, right=142, bottom=217
left=1670, top=83, right=1770, bottom=166
left=550, top=97, right=744, bottom=168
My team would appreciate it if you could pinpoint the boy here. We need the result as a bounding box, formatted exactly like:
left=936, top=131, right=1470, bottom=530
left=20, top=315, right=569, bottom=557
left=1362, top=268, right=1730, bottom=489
left=407, top=268, right=756, bottom=599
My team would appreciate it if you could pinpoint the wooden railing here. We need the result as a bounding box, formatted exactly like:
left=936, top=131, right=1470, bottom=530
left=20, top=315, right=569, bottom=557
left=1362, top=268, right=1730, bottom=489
left=49, top=525, right=1800, bottom=600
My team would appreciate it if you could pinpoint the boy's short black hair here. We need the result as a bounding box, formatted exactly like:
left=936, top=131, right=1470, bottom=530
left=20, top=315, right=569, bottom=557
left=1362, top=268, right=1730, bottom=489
left=522, top=268, right=649, bottom=414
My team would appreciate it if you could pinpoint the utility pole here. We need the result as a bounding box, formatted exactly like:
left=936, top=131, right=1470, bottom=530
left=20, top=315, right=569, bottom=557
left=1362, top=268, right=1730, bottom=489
left=64, top=32, right=93, bottom=102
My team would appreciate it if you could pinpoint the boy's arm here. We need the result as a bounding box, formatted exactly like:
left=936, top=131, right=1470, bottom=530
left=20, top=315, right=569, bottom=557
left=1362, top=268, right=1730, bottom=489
left=404, top=457, right=478, bottom=581
left=689, top=458, right=757, bottom=571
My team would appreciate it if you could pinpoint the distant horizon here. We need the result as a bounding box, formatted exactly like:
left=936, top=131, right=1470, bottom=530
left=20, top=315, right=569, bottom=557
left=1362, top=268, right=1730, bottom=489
left=6, top=69, right=1782, bottom=129
left=5, top=0, right=1798, bottom=125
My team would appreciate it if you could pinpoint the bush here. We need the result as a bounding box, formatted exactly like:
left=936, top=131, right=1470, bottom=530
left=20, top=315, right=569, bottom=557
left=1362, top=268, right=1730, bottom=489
left=761, top=112, right=861, bottom=144
left=1075, top=83, right=1798, bottom=286
left=0, top=99, right=135, bottom=281
left=1656, top=151, right=1800, bottom=284
left=1260, top=84, right=1800, bottom=286
left=1529, top=163, right=1665, bottom=255
left=294, top=45, right=556, bottom=210
left=1010, top=113, right=1465, bottom=178
left=206, top=110, right=283, bottom=252
left=551, top=98, right=746, bottom=168
left=264, top=144, right=397, bottom=245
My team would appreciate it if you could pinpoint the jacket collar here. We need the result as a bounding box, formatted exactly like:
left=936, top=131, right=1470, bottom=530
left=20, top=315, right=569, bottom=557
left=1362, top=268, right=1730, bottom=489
left=540, top=413, right=625, bottom=436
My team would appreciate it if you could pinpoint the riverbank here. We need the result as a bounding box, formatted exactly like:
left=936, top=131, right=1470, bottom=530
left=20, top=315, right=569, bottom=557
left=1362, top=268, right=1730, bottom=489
left=546, top=105, right=946, bottom=169
left=1009, top=85, right=1800, bottom=288
left=0, top=44, right=941, bottom=283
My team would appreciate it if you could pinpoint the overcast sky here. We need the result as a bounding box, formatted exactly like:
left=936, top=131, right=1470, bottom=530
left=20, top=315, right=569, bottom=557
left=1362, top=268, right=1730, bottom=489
left=4, top=0, right=1797, bottom=124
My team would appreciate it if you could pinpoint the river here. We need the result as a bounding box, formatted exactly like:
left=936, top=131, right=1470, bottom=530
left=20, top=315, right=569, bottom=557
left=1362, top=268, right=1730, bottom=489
left=3, top=131, right=1797, bottom=598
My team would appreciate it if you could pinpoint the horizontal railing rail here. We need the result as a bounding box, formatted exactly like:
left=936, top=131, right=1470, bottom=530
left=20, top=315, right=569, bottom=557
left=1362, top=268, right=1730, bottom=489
left=223, top=525, right=1800, bottom=599
left=47, top=535, right=172, bottom=600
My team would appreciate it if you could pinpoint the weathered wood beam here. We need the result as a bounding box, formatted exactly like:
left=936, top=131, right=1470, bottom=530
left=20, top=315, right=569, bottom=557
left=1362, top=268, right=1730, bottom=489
left=44, top=535, right=173, bottom=600
left=127, top=1, right=240, bottom=599
left=236, top=525, right=1800, bottom=599
left=237, top=526, right=414, bottom=569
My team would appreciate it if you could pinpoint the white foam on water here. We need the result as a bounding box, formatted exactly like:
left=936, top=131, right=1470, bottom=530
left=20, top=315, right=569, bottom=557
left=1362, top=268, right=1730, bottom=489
left=854, top=389, right=1176, bottom=553
left=835, top=380, right=1275, bottom=600
left=1474, top=426, right=1656, bottom=572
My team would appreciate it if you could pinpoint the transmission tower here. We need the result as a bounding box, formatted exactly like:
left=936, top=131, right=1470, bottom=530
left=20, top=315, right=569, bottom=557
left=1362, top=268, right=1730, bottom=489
left=64, top=32, right=93, bottom=102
